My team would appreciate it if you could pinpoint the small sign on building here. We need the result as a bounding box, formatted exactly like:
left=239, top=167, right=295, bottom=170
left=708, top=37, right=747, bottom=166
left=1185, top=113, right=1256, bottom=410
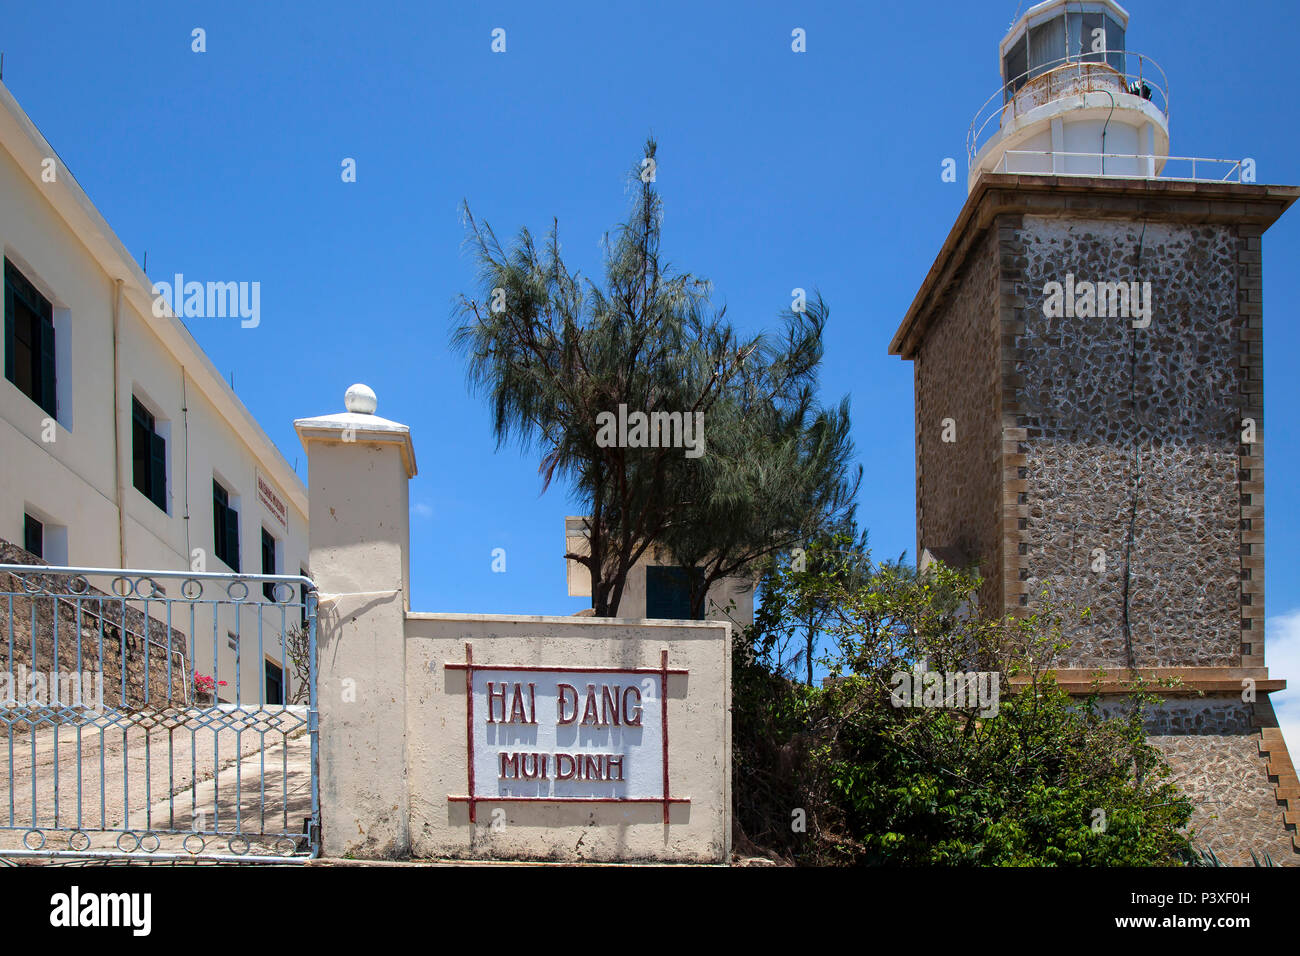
left=256, top=468, right=288, bottom=529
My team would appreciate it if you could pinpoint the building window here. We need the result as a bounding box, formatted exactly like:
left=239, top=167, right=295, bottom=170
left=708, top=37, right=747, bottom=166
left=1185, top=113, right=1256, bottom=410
left=4, top=259, right=57, bottom=418
left=21, top=511, right=67, bottom=564
left=213, top=479, right=240, bottom=571
left=299, top=567, right=310, bottom=628
left=261, top=527, right=278, bottom=601
left=645, top=565, right=705, bottom=621
left=221, top=632, right=238, bottom=704
left=264, top=659, right=284, bottom=707
left=23, top=513, right=43, bottom=558
left=132, top=398, right=167, bottom=512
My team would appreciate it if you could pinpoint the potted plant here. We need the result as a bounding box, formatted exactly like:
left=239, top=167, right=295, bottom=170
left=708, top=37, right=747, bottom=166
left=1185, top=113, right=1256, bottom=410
left=193, top=671, right=227, bottom=707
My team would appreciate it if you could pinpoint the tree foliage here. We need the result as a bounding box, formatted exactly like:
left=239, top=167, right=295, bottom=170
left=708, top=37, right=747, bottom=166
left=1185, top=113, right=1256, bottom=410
left=453, top=138, right=859, bottom=616
left=749, top=526, right=871, bottom=686
left=734, top=555, right=1195, bottom=866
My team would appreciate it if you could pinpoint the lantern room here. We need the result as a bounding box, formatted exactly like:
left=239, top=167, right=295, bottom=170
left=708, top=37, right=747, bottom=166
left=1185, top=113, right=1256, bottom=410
left=967, top=0, right=1170, bottom=190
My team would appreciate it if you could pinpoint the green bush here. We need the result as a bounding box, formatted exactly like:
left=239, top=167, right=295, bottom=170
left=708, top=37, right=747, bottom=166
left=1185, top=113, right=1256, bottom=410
left=733, top=550, right=1194, bottom=866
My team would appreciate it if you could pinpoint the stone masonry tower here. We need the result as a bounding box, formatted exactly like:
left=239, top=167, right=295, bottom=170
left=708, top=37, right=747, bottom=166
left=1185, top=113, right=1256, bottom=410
left=892, top=0, right=1299, bottom=863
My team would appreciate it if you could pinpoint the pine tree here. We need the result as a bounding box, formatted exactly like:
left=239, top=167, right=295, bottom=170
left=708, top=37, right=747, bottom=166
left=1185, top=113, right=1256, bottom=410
left=453, top=138, right=859, bottom=616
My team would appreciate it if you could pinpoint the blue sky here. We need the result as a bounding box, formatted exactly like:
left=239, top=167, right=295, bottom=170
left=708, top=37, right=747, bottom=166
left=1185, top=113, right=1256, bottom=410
left=4, top=0, right=1299, bottom=720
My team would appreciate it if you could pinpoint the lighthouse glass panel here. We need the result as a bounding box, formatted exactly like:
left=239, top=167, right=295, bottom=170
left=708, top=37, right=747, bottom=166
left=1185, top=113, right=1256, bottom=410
left=1067, top=12, right=1104, bottom=62
left=1104, top=17, right=1125, bottom=73
left=1028, top=16, right=1067, bottom=77
left=1004, top=35, right=1029, bottom=98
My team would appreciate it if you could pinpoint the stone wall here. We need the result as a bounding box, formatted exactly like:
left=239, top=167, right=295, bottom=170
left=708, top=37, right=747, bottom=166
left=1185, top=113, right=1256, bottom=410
left=915, top=227, right=1004, bottom=612
left=894, top=177, right=1298, bottom=864
left=1092, top=696, right=1292, bottom=863
left=1117, top=696, right=1295, bottom=865
left=1011, top=216, right=1246, bottom=669
left=0, top=539, right=190, bottom=712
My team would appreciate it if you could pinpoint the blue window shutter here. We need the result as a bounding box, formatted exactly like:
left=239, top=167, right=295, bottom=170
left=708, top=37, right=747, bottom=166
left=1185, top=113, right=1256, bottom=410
left=645, top=566, right=670, bottom=618
left=646, top=566, right=703, bottom=620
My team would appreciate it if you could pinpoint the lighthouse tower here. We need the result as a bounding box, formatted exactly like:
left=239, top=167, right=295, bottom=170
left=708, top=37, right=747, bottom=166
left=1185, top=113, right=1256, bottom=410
left=969, top=0, right=1169, bottom=189
left=893, top=4, right=1300, bottom=862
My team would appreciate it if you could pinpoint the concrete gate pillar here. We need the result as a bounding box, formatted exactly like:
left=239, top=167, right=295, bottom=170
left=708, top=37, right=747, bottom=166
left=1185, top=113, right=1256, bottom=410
left=295, top=384, right=417, bottom=858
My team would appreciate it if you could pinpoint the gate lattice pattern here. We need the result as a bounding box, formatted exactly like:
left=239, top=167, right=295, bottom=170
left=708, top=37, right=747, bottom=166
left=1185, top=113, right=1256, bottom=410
left=0, top=563, right=319, bottom=863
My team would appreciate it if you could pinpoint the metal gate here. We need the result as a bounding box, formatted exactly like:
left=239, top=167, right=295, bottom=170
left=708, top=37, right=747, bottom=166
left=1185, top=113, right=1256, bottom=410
left=0, top=563, right=319, bottom=863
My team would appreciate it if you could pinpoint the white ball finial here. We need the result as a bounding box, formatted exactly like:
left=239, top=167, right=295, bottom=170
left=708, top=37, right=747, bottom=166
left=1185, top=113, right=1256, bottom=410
left=344, top=383, right=377, bottom=415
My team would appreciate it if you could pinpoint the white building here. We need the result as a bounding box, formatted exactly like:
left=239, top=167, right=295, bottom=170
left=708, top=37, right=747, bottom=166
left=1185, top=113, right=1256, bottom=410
left=0, top=80, right=309, bottom=705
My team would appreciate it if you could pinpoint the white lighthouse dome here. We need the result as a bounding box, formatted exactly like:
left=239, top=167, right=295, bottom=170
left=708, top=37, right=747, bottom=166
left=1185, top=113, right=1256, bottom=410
left=967, top=0, right=1170, bottom=190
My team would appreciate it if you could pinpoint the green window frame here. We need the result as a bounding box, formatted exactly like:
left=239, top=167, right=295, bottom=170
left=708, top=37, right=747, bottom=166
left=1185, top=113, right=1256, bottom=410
left=4, top=258, right=57, bottom=418
left=264, top=659, right=284, bottom=707
left=132, top=397, right=167, bottom=512
left=23, top=513, right=43, bottom=559
left=213, top=479, right=240, bottom=571
left=261, top=527, right=277, bottom=601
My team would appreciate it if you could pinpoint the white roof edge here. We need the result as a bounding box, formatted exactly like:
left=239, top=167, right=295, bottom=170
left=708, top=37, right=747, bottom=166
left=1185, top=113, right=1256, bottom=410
left=0, top=80, right=308, bottom=517
left=293, top=411, right=410, bottom=433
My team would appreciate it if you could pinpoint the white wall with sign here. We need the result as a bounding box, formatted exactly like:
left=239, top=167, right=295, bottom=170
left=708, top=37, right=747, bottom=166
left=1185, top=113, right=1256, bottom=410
left=401, top=617, right=731, bottom=863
